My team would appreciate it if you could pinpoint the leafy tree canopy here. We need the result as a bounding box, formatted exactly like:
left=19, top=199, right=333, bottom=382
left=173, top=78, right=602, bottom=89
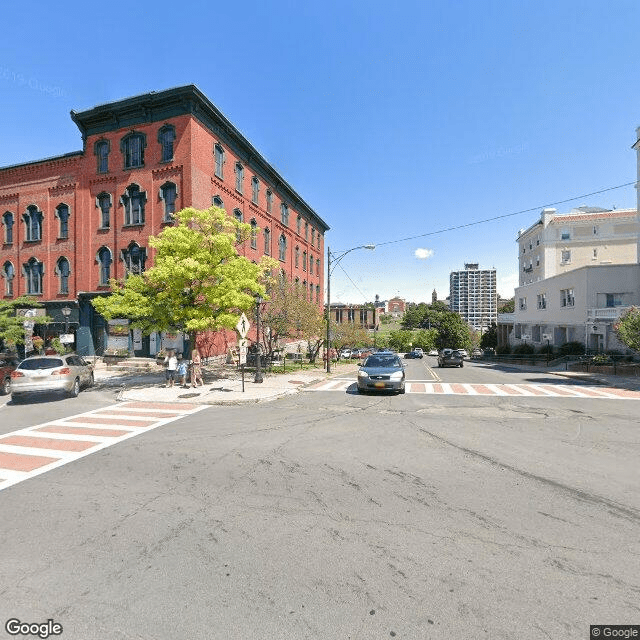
left=91, top=207, right=276, bottom=340
left=0, top=297, right=50, bottom=347
left=614, top=307, right=640, bottom=352
left=400, top=302, right=472, bottom=350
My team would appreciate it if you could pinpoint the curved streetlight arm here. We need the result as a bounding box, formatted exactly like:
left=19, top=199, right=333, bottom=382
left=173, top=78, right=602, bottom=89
left=326, top=243, right=375, bottom=374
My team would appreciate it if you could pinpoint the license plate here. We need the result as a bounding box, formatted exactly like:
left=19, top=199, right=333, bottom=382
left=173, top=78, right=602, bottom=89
left=374, top=381, right=386, bottom=388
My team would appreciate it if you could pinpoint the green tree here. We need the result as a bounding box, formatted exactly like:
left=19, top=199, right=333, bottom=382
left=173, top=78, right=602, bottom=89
left=0, top=297, right=50, bottom=348
left=498, top=298, right=515, bottom=313
left=480, top=322, right=498, bottom=349
left=614, top=307, right=640, bottom=352
left=259, top=281, right=325, bottom=361
left=91, top=206, right=276, bottom=345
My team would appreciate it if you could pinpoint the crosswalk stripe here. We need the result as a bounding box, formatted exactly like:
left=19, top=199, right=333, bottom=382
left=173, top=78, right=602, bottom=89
left=304, top=379, right=640, bottom=399
left=0, top=401, right=206, bottom=493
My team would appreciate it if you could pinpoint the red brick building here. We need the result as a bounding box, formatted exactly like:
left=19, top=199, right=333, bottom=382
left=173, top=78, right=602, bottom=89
left=0, top=85, right=329, bottom=356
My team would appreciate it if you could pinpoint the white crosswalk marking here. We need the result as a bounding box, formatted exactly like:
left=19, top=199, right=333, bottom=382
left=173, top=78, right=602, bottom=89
left=0, top=401, right=206, bottom=493
left=304, top=379, right=640, bottom=400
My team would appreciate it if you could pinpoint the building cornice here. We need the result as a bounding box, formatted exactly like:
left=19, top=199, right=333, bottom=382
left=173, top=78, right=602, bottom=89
left=71, top=85, right=329, bottom=232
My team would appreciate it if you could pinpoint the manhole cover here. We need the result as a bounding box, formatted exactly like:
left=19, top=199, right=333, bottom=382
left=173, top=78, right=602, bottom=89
left=178, top=393, right=201, bottom=398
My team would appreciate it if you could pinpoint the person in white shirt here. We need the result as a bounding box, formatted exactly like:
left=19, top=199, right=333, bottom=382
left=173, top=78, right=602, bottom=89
left=164, top=350, right=178, bottom=387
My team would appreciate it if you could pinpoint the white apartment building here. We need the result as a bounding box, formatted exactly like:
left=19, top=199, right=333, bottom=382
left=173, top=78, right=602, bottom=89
left=517, top=206, right=638, bottom=287
left=512, top=264, right=640, bottom=352
left=449, top=263, right=497, bottom=331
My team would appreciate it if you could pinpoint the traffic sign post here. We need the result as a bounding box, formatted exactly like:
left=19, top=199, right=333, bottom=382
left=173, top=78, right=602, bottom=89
left=236, top=320, right=251, bottom=393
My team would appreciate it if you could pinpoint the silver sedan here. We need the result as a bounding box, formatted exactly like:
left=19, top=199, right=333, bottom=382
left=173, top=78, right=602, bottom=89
left=11, top=354, right=94, bottom=401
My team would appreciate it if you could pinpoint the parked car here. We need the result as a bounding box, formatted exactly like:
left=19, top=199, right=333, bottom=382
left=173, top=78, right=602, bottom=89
left=471, top=348, right=483, bottom=358
left=357, top=352, right=405, bottom=394
left=405, top=348, right=423, bottom=359
left=437, top=348, right=464, bottom=368
left=339, top=349, right=352, bottom=359
left=0, top=353, right=19, bottom=395
left=427, top=349, right=438, bottom=356
left=456, top=349, right=469, bottom=358
left=11, top=354, right=94, bottom=401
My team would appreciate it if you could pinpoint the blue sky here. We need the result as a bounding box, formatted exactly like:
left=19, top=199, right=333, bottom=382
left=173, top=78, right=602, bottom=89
left=1, top=0, right=639, bottom=303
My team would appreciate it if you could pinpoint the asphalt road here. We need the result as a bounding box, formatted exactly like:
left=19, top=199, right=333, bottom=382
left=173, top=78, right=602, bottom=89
left=0, top=358, right=638, bottom=640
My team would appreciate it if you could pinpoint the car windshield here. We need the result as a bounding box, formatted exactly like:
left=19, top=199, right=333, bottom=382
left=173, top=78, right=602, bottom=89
left=364, top=356, right=400, bottom=368
left=18, top=358, right=63, bottom=370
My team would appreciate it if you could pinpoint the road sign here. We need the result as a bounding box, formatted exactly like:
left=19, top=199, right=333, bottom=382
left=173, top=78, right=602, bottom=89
left=236, top=313, right=250, bottom=338
left=238, top=338, right=249, bottom=348
left=239, top=345, right=248, bottom=365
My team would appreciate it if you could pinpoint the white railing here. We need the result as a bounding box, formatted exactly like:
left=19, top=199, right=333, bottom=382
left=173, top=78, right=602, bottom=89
left=587, top=307, right=631, bottom=320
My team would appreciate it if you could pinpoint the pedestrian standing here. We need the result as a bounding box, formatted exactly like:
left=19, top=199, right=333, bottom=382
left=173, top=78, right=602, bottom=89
left=164, top=349, right=177, bottom=387
left=190, top=348, right=204, bottom=387
left=177, top=353, right=188, bottom=387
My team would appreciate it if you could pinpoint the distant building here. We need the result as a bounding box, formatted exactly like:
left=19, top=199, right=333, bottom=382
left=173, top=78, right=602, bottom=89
left=328, top=303, right=379, bottom=331
left=449, top=263, right=497, bottom=331
left=386, top=297, right=406, bottom=317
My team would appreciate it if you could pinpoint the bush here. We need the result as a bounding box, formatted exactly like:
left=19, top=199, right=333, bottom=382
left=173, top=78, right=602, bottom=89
left=513, top=343, right=535, bottom=355
left=558, top=341, right=585, bottom=356
left=537, top=343, right=554, bottom=355
left=496, top=345, right=511, bottom=355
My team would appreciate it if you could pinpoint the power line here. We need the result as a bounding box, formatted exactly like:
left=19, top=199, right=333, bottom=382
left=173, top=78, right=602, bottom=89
left=372, top=182, right=637, bottom=247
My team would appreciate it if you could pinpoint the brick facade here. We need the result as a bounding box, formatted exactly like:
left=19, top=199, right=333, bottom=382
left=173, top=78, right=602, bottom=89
left=0, top=85, right=329, bottom=356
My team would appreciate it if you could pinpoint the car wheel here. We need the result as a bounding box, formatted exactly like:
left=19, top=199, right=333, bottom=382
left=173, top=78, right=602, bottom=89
left=399, top=383, right=406, bottom=394
left=69, top=378, right=80, bottom=398
left=460, top=362, right=464, bottom=367
left=87, top=372, right=95, bottom=388
left=1, top=377, right=10, bottom=395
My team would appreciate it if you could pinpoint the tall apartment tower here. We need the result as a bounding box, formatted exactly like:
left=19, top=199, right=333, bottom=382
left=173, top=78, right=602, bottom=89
left=449, top=263, right=497, bottom=331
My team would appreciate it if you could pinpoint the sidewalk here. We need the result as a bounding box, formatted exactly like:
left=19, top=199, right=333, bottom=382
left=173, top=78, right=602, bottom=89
left=93, top=360, right=359, bottom=406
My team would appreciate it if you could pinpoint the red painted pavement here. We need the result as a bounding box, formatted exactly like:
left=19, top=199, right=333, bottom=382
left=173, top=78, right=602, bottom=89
left=473, top=385, right=493, bottom=395
left=67, top=416, right=155, bottom=428
left=37, top=426, right=132, bottom=437
left=0, top=435, right=97, bottom=452
left=0, top=451, right=59, bottom=472
left=96, top=410, right=181, bottom=418
left=496, top=384, right=525, bottom=395
left=120, top=401, right=200, bottom=411
left=450, top=384, right=468, bottom=394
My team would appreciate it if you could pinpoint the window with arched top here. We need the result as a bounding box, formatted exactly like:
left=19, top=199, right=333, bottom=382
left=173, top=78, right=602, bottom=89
left=159, top=182, right=177, bottom=222
left=295, top=246, right=300, bottom=268
left=2, top=212, right=14, bottom=244
left=251, top=176, right=259, bottom=204
left=158, top=125, right=176, bottom=163
left=121, top=184, right=146, bottom=226
left=234, top=209, right=243, bottom=242
left=23, top=257, right=43, bottom=294
left=278, top=234, right=287, bottom=261
left=96, top=193, right=112, bottom=229
left=250, top=219, right=258, bottom=250
left=235, top=162, right=244, bottom=193
left=280, top=203, right=289, bottom=226
left=97, top=247, right=112, bottom=285
left=120, top=131, right=146, bottom=169
left=302, top=251, right=307, bottom=271
left=56, top=204, right=70, bottom=239
left=214, top=143, right=225, bottom=179
left=266, top=190, right=273, bottom=213
left=296, top=215, right=302, bottom=234
left=23, top=205, right=43, bottom=242
left=3, top=261, right=14, bottom=296
left=55, top=257, right=70, bottom=294
left=121, top=243, right=146, bottom=276
left=309, top=254, right=313, bottom=275
left=94, top=139, right=110, bottom=173
left=264, top=228, right=271, bottom=255
left=212, top=195, right=223, bottom=209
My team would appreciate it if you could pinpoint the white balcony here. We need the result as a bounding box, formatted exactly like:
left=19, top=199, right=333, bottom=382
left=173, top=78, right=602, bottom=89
left=587, top=307, right=631, bottom=321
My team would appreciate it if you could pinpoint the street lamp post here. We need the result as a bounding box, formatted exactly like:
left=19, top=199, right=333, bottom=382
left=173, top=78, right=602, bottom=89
left=254, top=294, right=264, bottom=383
left=326, top=244, right=375, bottom=374
left=61, top=306, right=71, bottom=335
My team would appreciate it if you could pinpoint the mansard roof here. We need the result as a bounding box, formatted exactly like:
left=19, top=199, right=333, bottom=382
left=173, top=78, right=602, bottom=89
left=71, top=85, right=328, bottom=231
